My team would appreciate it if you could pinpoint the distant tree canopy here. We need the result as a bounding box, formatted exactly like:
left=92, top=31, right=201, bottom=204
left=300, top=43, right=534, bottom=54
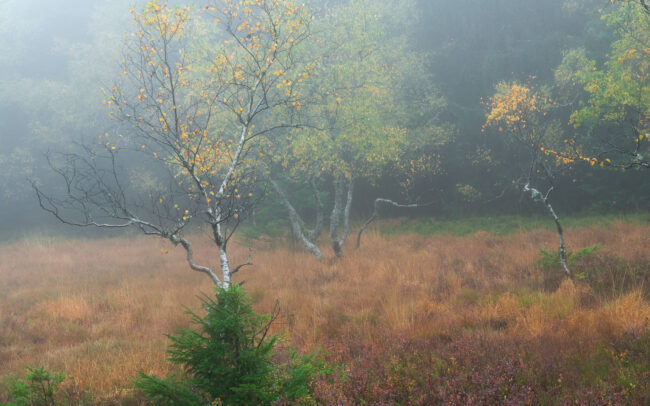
left=615, top=0, right=649, bottom=13
left=0, top=0, right=648, bottom=238
left=554, top=2, right=649, bottom=169
left=265, top=0, right=451, bottom=258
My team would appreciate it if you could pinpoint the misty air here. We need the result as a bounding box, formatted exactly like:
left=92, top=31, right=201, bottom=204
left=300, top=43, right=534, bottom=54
left=0, top=0, right=649, bottom=404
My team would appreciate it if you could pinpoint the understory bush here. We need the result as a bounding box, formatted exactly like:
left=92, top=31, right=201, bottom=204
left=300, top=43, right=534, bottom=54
left=1, top=366, right=66, bottom=406
left=135, top=286, right=332, bottom=405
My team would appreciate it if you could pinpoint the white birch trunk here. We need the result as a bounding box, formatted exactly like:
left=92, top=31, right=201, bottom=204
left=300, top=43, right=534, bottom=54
left=270, top=178, right=324, bottom=259
left=329, top=177, right=354, bottom=258
left=524, top=183, right=570, bottom=276
left=210, top=218, right=232, bottom=289
left=219, top=245, right=231, bottom=289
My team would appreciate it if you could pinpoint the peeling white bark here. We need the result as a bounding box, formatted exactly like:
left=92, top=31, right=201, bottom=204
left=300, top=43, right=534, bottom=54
left=219, top=245, right=231, bottom=289
left=209, top=220, right=232, bottom=289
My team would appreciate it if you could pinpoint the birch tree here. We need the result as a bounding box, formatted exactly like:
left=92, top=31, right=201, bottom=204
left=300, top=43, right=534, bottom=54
left=33, top=0, right=314, bottom=288
left=267, top=0, right=448, bottom=258
left=484, top=81, right=572, bottom=276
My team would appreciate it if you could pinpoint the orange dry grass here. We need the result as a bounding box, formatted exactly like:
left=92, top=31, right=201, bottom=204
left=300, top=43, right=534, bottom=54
left=247, top=221, right=649, bottom=343
left=0, top=236, right=213, bottom=399
left=0, top=220, right=648, bottom=400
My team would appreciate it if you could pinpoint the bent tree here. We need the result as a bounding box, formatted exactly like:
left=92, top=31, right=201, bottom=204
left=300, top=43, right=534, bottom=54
left=33, top=0, right=313, bottom=287
left=484, top=82, right=572, bottom=276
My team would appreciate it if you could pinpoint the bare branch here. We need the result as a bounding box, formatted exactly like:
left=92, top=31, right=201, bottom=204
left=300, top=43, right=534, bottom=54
left=170, top=234, right=222, bottom=286
left=356, top=198, right=433, bottom=249
left=231, top=248, right=253, bottom=276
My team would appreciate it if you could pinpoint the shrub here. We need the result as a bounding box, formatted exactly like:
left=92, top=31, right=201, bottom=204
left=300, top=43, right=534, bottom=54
left=1, top=366, right=65, bottom=406
left=537, top=244, right=601, bottom=273
left=135, top=286, right=330, bottom=405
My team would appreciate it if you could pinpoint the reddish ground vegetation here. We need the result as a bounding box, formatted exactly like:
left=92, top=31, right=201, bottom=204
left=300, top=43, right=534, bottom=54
left=0, top=220, right=648, bottom=404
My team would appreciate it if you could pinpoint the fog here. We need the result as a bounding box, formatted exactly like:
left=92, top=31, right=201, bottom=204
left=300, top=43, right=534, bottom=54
left=0, top=0, right=135, bottom=235
left=1, top=1, right=649, bottom=402
left=0, top=0, right=648, bottom=241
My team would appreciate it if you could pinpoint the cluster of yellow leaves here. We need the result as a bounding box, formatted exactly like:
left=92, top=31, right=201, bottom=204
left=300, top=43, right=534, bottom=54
left=484, top=83, right=539, bottom=132
left=541, top=142, right=612, bottom=168
left=200, top=0, right=313, bottom=113
left=135, top=1, right=189, bottom=39
left=397, top=154, right=442, bottom=191
left=104, top=0, right=334, bottom=228
left=556, top=1, right=649, bottom=168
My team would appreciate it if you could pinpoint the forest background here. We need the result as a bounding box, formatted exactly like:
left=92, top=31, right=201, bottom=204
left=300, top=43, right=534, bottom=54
left=0, top=0, right=648, bottom=240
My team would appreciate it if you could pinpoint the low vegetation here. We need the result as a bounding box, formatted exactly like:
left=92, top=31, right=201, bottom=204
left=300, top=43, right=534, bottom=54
left=0, top=217, right=648, bottom=404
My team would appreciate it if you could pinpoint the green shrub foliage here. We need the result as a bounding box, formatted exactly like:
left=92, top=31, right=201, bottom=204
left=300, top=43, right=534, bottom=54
left=1, top=366, right=65, bottom=406
left=135, top=286, right=327, bottom=405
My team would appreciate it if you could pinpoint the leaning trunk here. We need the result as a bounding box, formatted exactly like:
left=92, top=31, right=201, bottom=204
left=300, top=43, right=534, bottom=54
left=270, top=178, right=324, bottom=260
left=356, top=198, right=426, bottom=248
left=544, top=197, right=570, bottom=276
left=524, top=183, right=570, bottom=276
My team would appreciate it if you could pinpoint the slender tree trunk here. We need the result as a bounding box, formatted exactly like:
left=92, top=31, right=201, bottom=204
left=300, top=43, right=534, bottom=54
left=269, top=178, right=324, bottom=259
left=218, top=245, right=232, bottom=288
left=524, top=183, right=570, bottom=276
left=356, top=211, right=378, bottom=249
left=342, top=179, right=354, bottom=242
left=329, top=180, right=344, bottom=257
left=211, top=220, right=232, bottom=288
left=542, top=194, right=570, bottom=276
left=329, top=177, right=354, bottom=258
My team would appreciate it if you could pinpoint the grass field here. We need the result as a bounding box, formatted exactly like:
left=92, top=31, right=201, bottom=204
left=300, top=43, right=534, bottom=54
left=0, top=216, right=649, bottom=404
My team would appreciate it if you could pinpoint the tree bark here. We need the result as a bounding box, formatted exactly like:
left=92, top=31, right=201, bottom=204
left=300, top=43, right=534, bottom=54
left=524, top=183, right=570, bottom=276
left=218, top=245, right=232, bottom=289
left=329, top=177, right=354, bottom=258
left=269, top=178, right=324, bottom=260
left=211, top=221, right=232, bottom=288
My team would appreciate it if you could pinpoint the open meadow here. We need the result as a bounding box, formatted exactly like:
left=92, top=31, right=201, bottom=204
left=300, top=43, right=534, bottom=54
left=1, top=217, right=649, bottom=404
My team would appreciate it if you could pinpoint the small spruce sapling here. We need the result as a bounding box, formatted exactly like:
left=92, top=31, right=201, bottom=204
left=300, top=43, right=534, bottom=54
left=135, top=286, right=330, bottom=405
